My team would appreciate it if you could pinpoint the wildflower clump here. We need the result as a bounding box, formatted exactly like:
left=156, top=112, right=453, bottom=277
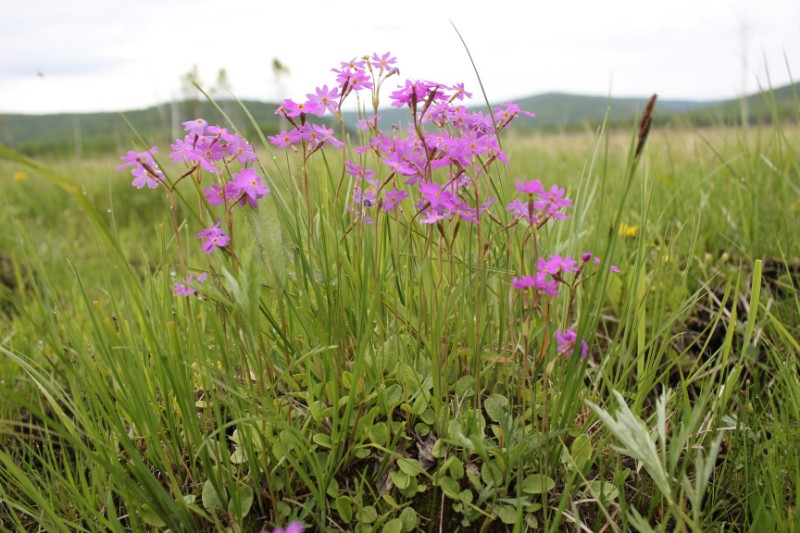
left=117, top=118, right=269, bottom=296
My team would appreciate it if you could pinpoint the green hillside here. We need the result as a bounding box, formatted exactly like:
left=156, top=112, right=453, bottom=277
left=0, top=99, right=283, bottom=158
left=1, top=82, right=797, bottom=157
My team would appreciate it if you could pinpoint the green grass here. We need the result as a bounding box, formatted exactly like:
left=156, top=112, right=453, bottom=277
left=1, top=94, right=799, bottom=533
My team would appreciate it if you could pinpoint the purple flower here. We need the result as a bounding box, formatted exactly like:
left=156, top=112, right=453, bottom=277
left=555, top=329, right=588, bottom=358
left=370, top=52, right=398, bottom=72
left=538, top=254, right=579, bottom=275
left=306, top=85, right=340, bottom=115
left=505, top=199, right=538, bottom=225
left=268, top=131, right=298, bottom=148
left=515, top=180, right=545, bottom=196
left=311, top=123, right=344, bottom=148
left=224, top=133, right=258, bottom=164
left=173, top=272, right=209, bottom=297
left=117, top=147, right=164, bottom=189
left=197, top=223, right=230, bottom=254
left=511, top=271, right=559, bottom=296
left=226, top=168, right=270, bottom=207
left=182, top=118, right=208, bottom=137
left=203, top=183, right=226, bottom=206
left=382, top=187, right=409, bottom=211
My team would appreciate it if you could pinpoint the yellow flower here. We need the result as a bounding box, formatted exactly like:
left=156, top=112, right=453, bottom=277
left=13, top=171, right=28, bottom=181
left=619, top=223, right=638, bottom=238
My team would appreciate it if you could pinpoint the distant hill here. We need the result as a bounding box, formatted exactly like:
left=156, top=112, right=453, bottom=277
left=0, top=99, right=283, bottom=158
left=1, top=82, right=797, bottom=157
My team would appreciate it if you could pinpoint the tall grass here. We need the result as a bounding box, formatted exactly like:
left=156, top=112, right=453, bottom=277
left=1, top=63, right=799, bottom=532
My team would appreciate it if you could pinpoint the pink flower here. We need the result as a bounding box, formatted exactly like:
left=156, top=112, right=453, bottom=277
left=203, top=183, right=225, bottom=206
left=182, top=118, right=208, bottom=137
left=556, top=329, right=588, bottom=358
left=173, top=272, right=209, bottom=296
left=382, top=187, right=409, bottom=211
left=306, top=85, right=340, bottom=115
left=515, top=180, right=545, bottom=196
left=226, top=168, right=270, bottom=207
left=117, top=147, right=164, bottom=189
left=196, top=223, right=230, bottom=254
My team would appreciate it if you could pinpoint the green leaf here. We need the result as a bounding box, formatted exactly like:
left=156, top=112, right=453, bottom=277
left=139, top=504, right=167, bottom=527
left=390, top=470, right=411, bottom=490
left=438, top=476, right=461, bottom=499
left=448, top=457, right=465, bottom=480
left=227, top=486, right=254, bottom=518
left=230, top=447, right=248, bottom=464
left=562, top=434, right=592, bottom=470
left=336, top=496, right=353, bottom=523
left=202, top=480, right=226, bottom=513
left=399, top=507, right=419, bottom=531
left=397, top=457, right=423, bottom=476
left=313, top=433, right=333, bottom=449
left=484, top=396, right=504, bottom=422
left=521, top=474, right=556, bottom=494
left=586, top=480, right=620, bottom=502
left=357, top=506, right=378, bottom=523
left=455, top=375, right=475, bottom=396
left=382, top=518, right=403, bottom=533
left=498, top=505, right=520, bottom=525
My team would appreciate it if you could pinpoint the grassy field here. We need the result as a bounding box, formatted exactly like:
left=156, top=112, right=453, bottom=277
left=1, top=68, right=799, bottom=532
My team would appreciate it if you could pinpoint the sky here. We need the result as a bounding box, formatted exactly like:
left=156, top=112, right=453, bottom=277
left=1, top=0, right=798, bottom=115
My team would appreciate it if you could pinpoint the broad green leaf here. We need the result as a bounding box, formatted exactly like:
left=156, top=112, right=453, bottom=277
left=586, top=480, right=620, bottom=501
left=397, top=457, right=423, bottom=476
left=202, top=480, right=225, bottom=513
left=438, top=476, right=461, bottom=499
left=336, top=496, right=353, bottom=523
left=228, top=486, right=254, bottom=518
left=561, top=433, right=592, bottom=470
left=498, top=505, right=520, bottom=525
left=313, top=433, right=333, bottom=449
left=357, top=506, right=378, bottom=523
left=399, top=507, right=419, bottom=531
left=521, top=474, right=555, bottom=494
left=382, top=518, right=403, bottom=533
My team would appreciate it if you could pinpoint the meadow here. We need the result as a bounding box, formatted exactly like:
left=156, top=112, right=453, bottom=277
left=0, top=54, right=799, bottom=532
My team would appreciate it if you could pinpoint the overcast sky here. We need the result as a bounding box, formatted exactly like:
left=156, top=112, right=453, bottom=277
left=1, top=0, right=798, bottom=114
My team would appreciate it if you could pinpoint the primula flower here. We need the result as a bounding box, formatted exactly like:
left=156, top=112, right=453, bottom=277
left=224, top=133, right=258, bottom=164
left=203, top=183, right=225, bottom=207
left=268, top=131, right=298, bottom=148
left=306, top=85, right=340, bottom=115
left=311, top=123, right=344, bottom=148
left=196, top=223, right=230, bottom=254
left=382, top=187, right=409, bottom=211
left=371, top=52, right=397, bottom=72
left=505, top=199, right=538, bottom=225
left=117, top=147, right=164, bottom=189
left=538, top=254, right=579, bottom=275
left=226, top=168, right=270, bottom=207
left=511, top=271, right=560, bottom=296
left=515, top=180, right=546, bottom=196
left=182, top=118, right=208, bottom=137
left=173, top=272, right=209, bottom=297
left=555, top=329, right=588, bottom=358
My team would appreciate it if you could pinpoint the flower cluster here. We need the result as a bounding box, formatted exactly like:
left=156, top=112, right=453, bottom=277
left=170, top=119, right=258, bottom=171
left=119, top=119, right=268, bottom=297
left=505, top=180, right=572, bottom=226
left=266, top=53, right=533, bottom=226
